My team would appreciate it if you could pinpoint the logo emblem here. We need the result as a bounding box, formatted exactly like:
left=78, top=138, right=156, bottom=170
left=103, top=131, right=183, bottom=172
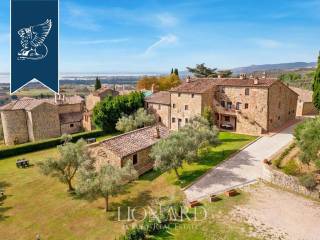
left=17, top=19, right=52, bottom=61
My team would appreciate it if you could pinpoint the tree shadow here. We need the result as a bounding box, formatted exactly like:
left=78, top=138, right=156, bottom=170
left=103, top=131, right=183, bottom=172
left=139, top=169, right=162, bottom=181
left=0, top=181, right=11, bottom=221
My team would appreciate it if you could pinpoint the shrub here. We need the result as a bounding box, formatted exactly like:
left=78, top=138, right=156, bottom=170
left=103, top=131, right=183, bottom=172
left=282, top=159, right=300, bottom=176
left=142, top=217, right=162, bottom=235
left=272, top=143, right=296, bottom=168
left=299, top=173, right=317, bottom=190
left=120, top=226, right=146, bottom=240
left=0, top=130, right=104, bottom=159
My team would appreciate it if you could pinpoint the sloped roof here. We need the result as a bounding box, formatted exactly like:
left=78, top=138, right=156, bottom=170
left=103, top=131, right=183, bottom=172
left=96, top=125, right=169, bottom=158
left=290, top=87, right=313, bottom=102
left=93, top=87, right=118, bottom=97
left=170, top=77, right=277, bottom=93
left=145, top=91, right=171, bottom=105
left=59, top=112, right=83, bottom=124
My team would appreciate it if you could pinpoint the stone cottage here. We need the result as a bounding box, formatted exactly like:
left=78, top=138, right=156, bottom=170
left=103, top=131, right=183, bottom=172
left=146, top=76, right=298, bottom=135
left=0, top=95, right=84, bottom=145
left=88, top=125, right=169, bottom=176
left=290, top=87, right=319, bottom=116
left=83, top=87, right=119, bottom=131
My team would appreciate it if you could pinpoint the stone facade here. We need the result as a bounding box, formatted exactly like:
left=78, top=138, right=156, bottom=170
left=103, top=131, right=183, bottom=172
left=146, top=103, right=171, bottom=128
left=0, top=95, right=84, bottom=145
left=290, top=87, right=319, bottom=116
left=149, top=77, right=298, bottom=135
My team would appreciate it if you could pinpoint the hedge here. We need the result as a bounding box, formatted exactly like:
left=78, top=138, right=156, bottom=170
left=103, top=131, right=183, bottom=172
left=0, top=130, right=104, bottom=159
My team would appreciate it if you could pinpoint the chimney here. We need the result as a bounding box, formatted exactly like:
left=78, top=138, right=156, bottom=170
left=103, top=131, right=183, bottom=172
left=154, top=126, right=160, bottom=139
left=240, top=73, right=247, bottom=79
left=249, top=74, right=254, bottom=79
left=186, top=76, right=191, bottom=83
left=254, top=78, right=259, bottom=85
left=151, top=83, right=156, bottom=93
left=218, top=74, right=222, bottom=79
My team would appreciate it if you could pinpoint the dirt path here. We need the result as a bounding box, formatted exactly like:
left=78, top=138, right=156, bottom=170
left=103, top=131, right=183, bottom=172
left=232, top=183, right=320, bottom=240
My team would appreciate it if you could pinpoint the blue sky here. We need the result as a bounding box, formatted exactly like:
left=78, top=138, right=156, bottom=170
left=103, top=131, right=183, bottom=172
left=0, top=0, right=319, bottom=73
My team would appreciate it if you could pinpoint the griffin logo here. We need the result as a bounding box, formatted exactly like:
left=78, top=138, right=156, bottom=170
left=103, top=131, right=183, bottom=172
left=17, top=19, right=52, bottom=61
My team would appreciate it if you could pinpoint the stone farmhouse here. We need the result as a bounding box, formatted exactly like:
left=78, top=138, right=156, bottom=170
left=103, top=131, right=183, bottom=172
left=0, top=95, right=84, bottom=145
left=290, top=87, right=319, bottom=116
left=83, top=87, right=119, bottom=131
left=146, top=75, right=298, bottom=135
left=88, top=125, right=169, bottom=176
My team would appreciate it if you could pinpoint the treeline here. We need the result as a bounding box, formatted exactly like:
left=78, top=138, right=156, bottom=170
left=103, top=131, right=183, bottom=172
left=279, top=71, right=315, bottom=90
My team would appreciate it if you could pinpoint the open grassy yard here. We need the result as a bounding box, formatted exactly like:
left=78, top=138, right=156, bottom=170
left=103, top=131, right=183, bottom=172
left=0, top=132, right=256, bottom=240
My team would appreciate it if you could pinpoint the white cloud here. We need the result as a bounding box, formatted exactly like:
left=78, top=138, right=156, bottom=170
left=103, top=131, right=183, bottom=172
left=251, top=38, right=283, bottom=49
left=156, top=13, right=178, bottom=27
left=64, top=38, right=129, bottom=45
left=144, top=34, right=178, bottom=55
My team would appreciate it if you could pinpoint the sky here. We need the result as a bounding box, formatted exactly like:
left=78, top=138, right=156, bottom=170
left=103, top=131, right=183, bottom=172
left=0, top=0, right=320, bottom=73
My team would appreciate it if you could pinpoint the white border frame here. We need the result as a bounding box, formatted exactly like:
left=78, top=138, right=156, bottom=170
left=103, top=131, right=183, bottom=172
left=10, top=0, right=60, bottom=94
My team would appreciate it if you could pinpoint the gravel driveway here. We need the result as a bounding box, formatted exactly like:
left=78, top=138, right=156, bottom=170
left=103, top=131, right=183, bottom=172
left=184, top=124, right=296, bottom=201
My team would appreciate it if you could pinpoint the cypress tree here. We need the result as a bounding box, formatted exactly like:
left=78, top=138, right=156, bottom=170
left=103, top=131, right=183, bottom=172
left=95, top=77, right=102, bottom=90
left=313, top=52, right=320, bottom=111
left=174, top=68, right=179, bottom=76
left=171, top=68, right=174, bottom=74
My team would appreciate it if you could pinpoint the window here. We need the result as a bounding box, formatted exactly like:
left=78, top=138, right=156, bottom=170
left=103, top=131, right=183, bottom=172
left=245, top=103, right=249, bottom=109
left=178, top=93, right=181, bottom=97
left=278, top=102, right=281, bottom=108
left=133, top=154, right=138, bottom=165
left=227, top=102, right=232, bottom=109
left=236, top=102, right=241, bottom=110
left=191, top=94, right=194, bottom=98
left=158, top=104, right=161, bottom=110
left=158, top=116, right=162, bottom=122
left=225, top=116, right=230, bottom=122
left=185, top=105, right=188, bottom=110
left=278, top=116, right=281, bottom=120
left=70, top=123, right=74, bottom=127
left=172, top=103, right=176, bottom=108
left=220, top=87, right=225, bottom=93
left=270, top=119, right=273, bottom=123
left=185, top=118, right=189, bottom=123
left=172, top=118, right=176, bottom=123
left=221, top=101, right=225, bottom=108
left=245, top=88, right=250, bottom=95
left=178, top=118, right=182, bottom=122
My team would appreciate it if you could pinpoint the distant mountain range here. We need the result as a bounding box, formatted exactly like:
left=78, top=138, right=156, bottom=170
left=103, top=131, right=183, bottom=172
left=232, top=62, right=316, bottom=74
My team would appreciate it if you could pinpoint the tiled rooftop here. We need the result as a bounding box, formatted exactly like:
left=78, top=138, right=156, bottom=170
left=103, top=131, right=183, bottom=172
left=170, top=77, right=278, bottom=93
left=96, top=125, right=170, bottom=158
left=145, top=91, right=171, bottom=105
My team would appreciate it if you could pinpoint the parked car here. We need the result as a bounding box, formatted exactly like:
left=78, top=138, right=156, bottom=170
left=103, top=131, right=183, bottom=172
left=220, top=123, right=234, bottom=130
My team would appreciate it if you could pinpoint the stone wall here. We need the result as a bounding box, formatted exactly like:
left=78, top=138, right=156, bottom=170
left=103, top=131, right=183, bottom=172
left=61, top=121, right=82, bottom=134
left=122, top=147, right=154, bottom=176
left=262, top=164, right=320, bottom=199
left=296, top=100, right=319, bottom=116
left=86, top=95, right=101, bottom=111
left=30, top=103, right=61, bottom=141
left=1, top=110, right=29, bottom=145
left=83, top=112, right=95, bottom=131
left=147, top=103, right=170, bottom=128
left=268, top=82, right=298, bottom=131
left=58, top=103, right=83, bottom=114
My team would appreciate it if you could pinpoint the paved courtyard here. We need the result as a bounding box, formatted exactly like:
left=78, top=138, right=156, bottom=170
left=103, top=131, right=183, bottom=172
left=184, top=124, right=296, bottom=201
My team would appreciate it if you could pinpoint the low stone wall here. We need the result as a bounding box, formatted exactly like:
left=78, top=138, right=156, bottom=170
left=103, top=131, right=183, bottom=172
left=262, top=164, right=320, bottom=199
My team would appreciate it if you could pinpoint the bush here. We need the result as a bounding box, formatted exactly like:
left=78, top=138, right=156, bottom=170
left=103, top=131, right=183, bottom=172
left=282, top=159, right=300, bottom=176
left=299, top=173, right=317, bottom=190
left=272, top=143, right=296, bottom=168
left=142, top=217, right=162, bottom=235
left=120, top=226, right=146, bottom=240
left=0, top=130, right=104, bottom=159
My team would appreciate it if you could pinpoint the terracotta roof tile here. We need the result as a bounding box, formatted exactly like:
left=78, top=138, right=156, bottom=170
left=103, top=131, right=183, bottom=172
left=145, top=91, right=171, bottom=105
left=170, top=77, right=277, bottom=93
left=96, top=125, right=169, bottom=158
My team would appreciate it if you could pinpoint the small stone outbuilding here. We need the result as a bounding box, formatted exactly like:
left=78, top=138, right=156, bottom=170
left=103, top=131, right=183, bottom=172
left=290, top=87, right=319, bottom=116
left=88, top=125, right=169, bottom=176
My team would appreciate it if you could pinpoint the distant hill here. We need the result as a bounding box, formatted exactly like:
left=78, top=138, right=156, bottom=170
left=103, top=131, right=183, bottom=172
left=232, top=62, right=316, bottom=74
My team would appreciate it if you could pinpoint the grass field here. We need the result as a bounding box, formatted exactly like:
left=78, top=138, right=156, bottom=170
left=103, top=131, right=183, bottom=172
left=0, top=132, right=256, bottom=240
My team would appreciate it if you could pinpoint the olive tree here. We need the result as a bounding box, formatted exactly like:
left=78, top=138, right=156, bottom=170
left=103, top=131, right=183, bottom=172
left=37, top=139, right=89, bottom=192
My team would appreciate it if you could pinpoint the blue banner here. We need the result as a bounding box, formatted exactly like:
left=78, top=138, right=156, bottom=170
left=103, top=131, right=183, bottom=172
left=11, top=0, right=59, bottom=93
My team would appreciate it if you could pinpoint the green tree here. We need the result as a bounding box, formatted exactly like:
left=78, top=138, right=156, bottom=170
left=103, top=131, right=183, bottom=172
left=93, top=91, right=145, bottom=132
left=294, top=117, right=320, bottom=168
left=37, top=139, right=89, bottom=192
left=174, top=68, right=179, bottom=76
left=171, top=68, right=174, bottom=74
left=61, top=134, right=72, bottom=145
left=150, top=116, right=219, bottom=178
left=313, top=53, right=320, bottom=110
left=202, top=106, right=214, bottom=127
left=95, top=77, right=102, bottom=90
left=187, top=63, right=217, bottom=78
left=116, top=108, right=156, bottom=132
left=76, top=162, right=138, bottom=212
left=158, top=74, right=181, bottom=90
left=136, top=76, right=159, bottom=90
left=217, top=70, right=232, bottom=78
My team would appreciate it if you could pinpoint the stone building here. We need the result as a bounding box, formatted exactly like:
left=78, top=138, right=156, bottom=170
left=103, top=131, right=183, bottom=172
left=0, top=95, right=84, bottom=145
left=146, top=76, right=298, bottom=135
left=83, top=87, right=119, bottom=131
left=290, top=87, right=319, bottom=116
left=145, top=91, right=171, bottom=127
left=88, top=125, right=169, bottom=176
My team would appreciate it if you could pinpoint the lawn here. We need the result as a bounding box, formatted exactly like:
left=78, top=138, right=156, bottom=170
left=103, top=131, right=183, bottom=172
left=0, top=131, right=256, bottom=240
